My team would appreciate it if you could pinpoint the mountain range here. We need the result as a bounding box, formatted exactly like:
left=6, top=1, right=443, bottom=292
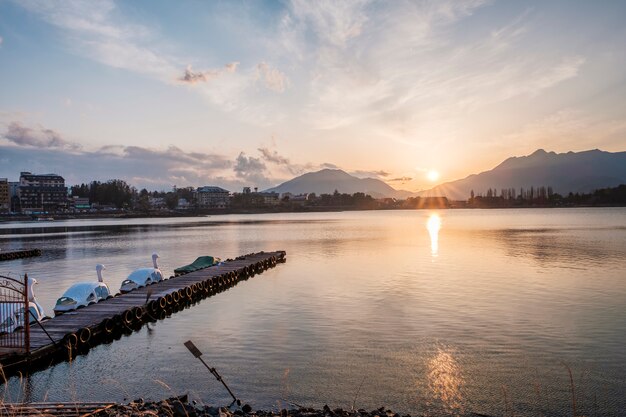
left=264, top=149, right=626, bottom=200
left=419, top=149, right=626, bottom=200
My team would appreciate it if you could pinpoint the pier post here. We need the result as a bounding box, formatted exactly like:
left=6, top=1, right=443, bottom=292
left=24, top=274, right=30, bottom=355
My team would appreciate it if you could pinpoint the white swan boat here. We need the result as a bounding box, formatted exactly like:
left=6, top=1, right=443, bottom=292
left=54, top=264, right=112, bottom=315
left=120, top=253, right=164, bottom=293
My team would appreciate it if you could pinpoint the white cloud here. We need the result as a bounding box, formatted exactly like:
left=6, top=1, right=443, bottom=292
left=271, top=0, right=586, bottom=135
left=16, top=0, right=177, bottom=80
left=256, top=62, right=289, bottom=92
left=500, top=109, right=626, bottom=152
left=13, top=0, right=289, bottom=124
left=287, top=0, right=369, bottom=48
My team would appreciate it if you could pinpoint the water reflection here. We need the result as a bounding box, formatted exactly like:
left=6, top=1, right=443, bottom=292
left=1, top=210, right=625, bottom=416
left=426, top=214, right=441, bottom=256
left=428, top=347, right=464, bottom=414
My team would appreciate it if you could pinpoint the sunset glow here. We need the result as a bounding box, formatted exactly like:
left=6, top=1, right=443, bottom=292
left=0, top=1, right=625, bottom=192
left=427, top=213, right=442, bottom=256
left=427, top=170, right=441, bottom=182
left=0, top=2, right=624, bottom=415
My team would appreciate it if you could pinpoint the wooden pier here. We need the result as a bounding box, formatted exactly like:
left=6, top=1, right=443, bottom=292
left=0, top=249, right=42, bottom=262
left=0, top=250, right=286, bottom=378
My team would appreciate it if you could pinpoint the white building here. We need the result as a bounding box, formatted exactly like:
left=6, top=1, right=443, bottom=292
left=177, top=198, right=190, bottom=210
left=196, top=186, right=230, bottom=208
left=258, top=192, right=280, bottom=206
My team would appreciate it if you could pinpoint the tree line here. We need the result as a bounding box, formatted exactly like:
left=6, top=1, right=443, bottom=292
left=468, top=184, right=626, bottom=207
left=70, top=180, right=195, bottom=210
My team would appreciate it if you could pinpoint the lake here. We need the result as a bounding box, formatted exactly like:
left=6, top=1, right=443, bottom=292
left=0, top=208, right=625, bottom=416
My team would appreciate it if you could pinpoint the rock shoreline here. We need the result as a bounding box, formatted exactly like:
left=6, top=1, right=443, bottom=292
left=95, top=395, right=433, bottom=417
left=95, top=395, right=495, bottom=417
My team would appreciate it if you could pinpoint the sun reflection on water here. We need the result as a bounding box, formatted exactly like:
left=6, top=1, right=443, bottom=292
left=428, top=347, right=465, bottom=415
left=426, top=213, right=441, bottom=256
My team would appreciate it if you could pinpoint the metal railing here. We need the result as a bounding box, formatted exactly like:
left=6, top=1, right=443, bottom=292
left=0, top=273, right=30, bottom=354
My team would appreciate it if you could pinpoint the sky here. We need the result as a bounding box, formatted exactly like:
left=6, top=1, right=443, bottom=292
left=0, top=0, right=625, bottom=192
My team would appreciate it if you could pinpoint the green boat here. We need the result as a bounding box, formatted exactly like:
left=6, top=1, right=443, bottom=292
left=174, top=256, right=221, bottom=275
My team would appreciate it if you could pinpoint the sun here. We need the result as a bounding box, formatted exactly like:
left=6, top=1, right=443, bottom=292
left=427, top=170, right=440, bottom=182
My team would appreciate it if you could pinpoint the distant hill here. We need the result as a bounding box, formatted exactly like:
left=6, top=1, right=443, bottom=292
left=264, top=169, right=416, bottom=199
left=420, top=149, right=626, bottom=200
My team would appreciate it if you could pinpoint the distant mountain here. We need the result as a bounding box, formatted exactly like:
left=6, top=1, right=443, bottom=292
left=265, top=169, right=416, bottom=199
left=420, top=149, right=626, bottom=200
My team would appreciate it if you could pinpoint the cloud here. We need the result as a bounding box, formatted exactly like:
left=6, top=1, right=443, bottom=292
left=498, top=109, right=626, bottom=153
left=15, top=0, right=177, bottom=80
left=388, top=177, right=412, bottom=182
left=257, top=146, right=321, bottom=176
left=270, top=0, right=587, bottom=137
left=286, top=0, right=369, bottom=48
left=258, top=147, right=290, bottom=165
left=0, top=143, right=238, bottom=190
left=233, top=152, right=268, bottom=183
left=3, top=121, right=81, bottom=150
left=0, top=36, right=3, bottom=46
left=256, top=62, right=289, bottom=92
left=13, top=1, right=285, bottom=123
left=3, top=120, right=390, bottom=190
left=179, top=62, right=239, bottom=84
left=0, top=120, right=246, bottom=189
left=350, top=170, right=390, bottom=178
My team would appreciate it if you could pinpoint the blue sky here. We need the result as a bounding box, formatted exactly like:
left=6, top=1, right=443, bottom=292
left=1, top=0, right=625, bottom=191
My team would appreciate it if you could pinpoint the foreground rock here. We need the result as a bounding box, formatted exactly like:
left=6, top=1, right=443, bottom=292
left=94, top=395, right=423, bottom=417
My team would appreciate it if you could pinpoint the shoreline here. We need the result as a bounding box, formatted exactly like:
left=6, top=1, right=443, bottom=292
left=5, top=394, right=486, bottom=417
left=2, top=203, right=625, bottom=223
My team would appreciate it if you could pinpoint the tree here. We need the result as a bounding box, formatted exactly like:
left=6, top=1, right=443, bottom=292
left=136, top=193, right=151, bottom=212
left=70, top=179, right=135, bottom=208
left=165, top=193, right=178, bottom=210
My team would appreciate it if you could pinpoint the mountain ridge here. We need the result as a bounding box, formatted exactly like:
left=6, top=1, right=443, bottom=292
left=264, top=169, right=416, bottom=199
left=419, top=149, right=626, bottom=200
left=263, top=149, right=626, bottom=201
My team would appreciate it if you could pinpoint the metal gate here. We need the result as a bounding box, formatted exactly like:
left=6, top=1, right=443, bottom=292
left=0, top=273, right=30, bottom=354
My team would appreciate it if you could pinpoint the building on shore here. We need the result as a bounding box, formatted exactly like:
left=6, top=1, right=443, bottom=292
left=149, top=196, right=166, bottom=209
left=177, top=198, right=191, bottom=210
left=9, top=182, right=20, bottom=213
left=18, top=172, right=68, bottom=213
left=258, top=192, right=280, bottom=206
left=0, top=179, right=9, bottom=213
left=69, top=196, right=91, bottom=212
left=196, top=186, right=230, bottom=208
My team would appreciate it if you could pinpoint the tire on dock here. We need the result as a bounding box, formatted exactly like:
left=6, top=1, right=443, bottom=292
left=123, top=309, right=136, bottom=325
left=101, top=316, right=119, bottom=334
left=78, top=327, right=91, bottom=344
left=63, top=333, right=78, bottom=350
left=133, top=306, right=143, bottom=321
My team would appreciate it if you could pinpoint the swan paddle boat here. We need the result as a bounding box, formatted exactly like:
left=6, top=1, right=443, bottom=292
left=0, top=276, right=48, bottom=334
left=54, top=264, right=112, bottom=315
left=120, top=253, right=164, bottom=293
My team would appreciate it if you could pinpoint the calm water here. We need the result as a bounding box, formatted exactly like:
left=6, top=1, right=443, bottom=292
left=1, top=209, right=625, bottom=416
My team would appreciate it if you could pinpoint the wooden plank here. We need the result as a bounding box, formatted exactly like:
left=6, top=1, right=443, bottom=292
left=1, top=402, right=115, bottom=416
